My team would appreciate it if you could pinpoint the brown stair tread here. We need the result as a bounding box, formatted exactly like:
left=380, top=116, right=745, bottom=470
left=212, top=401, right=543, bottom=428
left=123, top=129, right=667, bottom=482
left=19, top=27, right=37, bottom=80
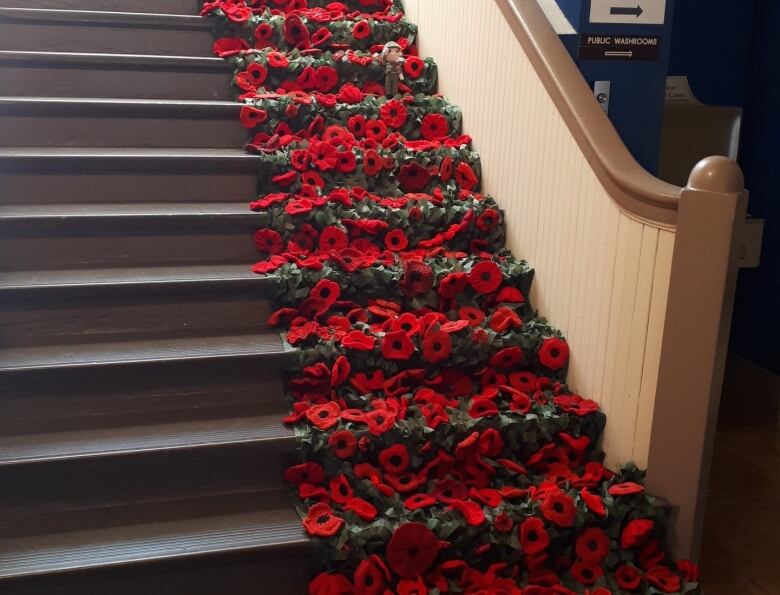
left=0, top=202, right=254, bottom=220
left=0, top=334, right=289, bottom=372
left=0, top=50, right=230, bottom=69
left=0, top=7, right=208, bottom=27
left=0, top=506, right=307, bottom=579
left=0, top=147, right=253, bottom=159
left=0, top=96, right=240, bottom=116
left=0, top=414, right=292, bottom=466
left=0, top=264, right=264, bottom=291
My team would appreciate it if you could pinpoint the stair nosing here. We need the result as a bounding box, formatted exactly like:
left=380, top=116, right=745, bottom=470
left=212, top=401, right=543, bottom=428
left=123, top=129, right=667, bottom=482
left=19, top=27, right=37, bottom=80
left=0, top=415, right=294, bottom=467
left=0, top=50, right=231, bottom=71
left=0, top=6, right=210, bottom=28
left=0, top=335, right=292, bottom=374
left=0, top=96, right=241, bottom=118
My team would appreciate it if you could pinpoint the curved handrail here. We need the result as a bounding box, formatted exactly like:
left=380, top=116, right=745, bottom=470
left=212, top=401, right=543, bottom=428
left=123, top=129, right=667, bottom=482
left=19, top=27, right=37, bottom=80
left=496, top=0, right=687, bottom=225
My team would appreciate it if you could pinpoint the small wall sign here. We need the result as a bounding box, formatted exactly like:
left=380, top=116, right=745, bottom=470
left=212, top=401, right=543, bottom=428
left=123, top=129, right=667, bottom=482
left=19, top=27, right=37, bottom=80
left=589, top=0, right=667, bottom=25
left=579, top=34, right=662, bottom=61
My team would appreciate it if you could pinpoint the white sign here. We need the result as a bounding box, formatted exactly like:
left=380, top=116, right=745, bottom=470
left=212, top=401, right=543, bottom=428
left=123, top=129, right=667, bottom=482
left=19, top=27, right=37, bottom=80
left=590, top=0, right=667, bottom=25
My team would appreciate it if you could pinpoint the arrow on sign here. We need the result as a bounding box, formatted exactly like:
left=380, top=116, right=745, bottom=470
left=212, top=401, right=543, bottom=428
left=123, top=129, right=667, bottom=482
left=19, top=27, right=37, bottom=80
left=610, top=5, right=644, bottom=17
left=605, top=51, right=634, bottom=58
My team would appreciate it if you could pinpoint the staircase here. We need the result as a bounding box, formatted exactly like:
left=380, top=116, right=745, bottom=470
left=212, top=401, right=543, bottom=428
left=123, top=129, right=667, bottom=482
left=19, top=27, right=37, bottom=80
left=0, top=2, right=311, bottom=593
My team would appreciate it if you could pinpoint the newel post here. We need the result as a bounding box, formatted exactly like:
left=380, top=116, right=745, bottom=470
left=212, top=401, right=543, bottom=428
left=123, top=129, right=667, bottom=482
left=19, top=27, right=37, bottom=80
left=645, top=156, right=748, bottom=560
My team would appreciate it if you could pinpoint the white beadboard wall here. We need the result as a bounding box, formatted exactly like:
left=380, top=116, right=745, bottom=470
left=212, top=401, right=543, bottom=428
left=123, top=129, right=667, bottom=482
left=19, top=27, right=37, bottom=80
left=405, top=0, right=676, bottom=468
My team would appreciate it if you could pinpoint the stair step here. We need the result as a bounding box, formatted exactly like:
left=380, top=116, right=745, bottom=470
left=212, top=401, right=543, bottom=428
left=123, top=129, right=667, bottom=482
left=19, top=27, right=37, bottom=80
left=0, top=8, right=213, bottom=55
left=0, top=51, right=234, bottom=99
left=0, top=414, right=291, bottom=466
left=0, top=0, right=200, bottom=14
left=0, top=203, right=261, bottom=270
left=0, top=97, right=245, bottom=148
left=0, top=504, right=308, bottom=581
left=0, top=333, right=288, bottom=372
left=0, top=263, right=263, bottom=291
left=0, top=148, right=258, bottom=205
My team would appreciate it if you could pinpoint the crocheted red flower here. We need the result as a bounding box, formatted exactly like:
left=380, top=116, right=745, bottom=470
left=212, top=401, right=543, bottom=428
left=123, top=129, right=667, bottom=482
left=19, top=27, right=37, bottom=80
left=365, top=118, right=388, bottom=141
left=489, top=346, right=524, bottom=368
left=401, top=259, right=434, bottom=296
left=571, top=560, right=603, bottom=585
left=311, top=27, right=331, bottom=47
left=354, top=555, right=389, bottom=595
left=283, top=14, right=310, bottom=48
left=621, top=518, right=654, bottom=549
left=540, top=490, right=575, bottom=527
left=284, top=461, right=325, bottom=486
left=421, top=113, right=449, bottom=140
left=267, top=51, right=289, bottom=68
left=329, top=474, right=353, bottom=505
left=253, top=23, right=274, bottom=48
left=438, top=272, right=468, bottom=298
left=403, top=56, right=425, bottom=78
left=646, top=566, right=681, bottom=593
left=422, top=327, right=452, bottom=363
left=579, top=488, right=607, bottom=518
left=310, top=279, right=340, bottom=306
left=253, top=229, right=283, bottom=254
left=318, top=226, right=349, bottom=252
left=379, top=444, right=410, bottom=474
left=608, top=482, right=645, bottom=497
left=616, top=564, right=643, bottom=590
left=384, top=228, right=409, bottom=251
left=404, top=493, right=437, bottom=510
left=439, top=155, right=454, bottom=182
left=455, top=161, right=479, bottom=191
left=365, top=409, right=396, bottom=435
left=341, top=330, right=375, bottom=351
left=382, top=330, right=415, bottom=360
left=576, top=528, right=610, bottom=564
left=399, top=162, right=432, bottom=192
left=468, top=261, right=502, bottom=294
left=380, top=99, right=408, bottom=128
left=305, top=402, right=341, bottom=430
left=362, top=149, right=383, bottom=176
left=328, top=430, right=357, bottom=459
left=303, top=502, right=343, bottom=537
left=352, top=19, right=372, bottom=40
left=239, top=105, right=267, bottom=128
left=459, top=306, right=485, bottom=326
left=344, top=498, right=377, bottom=522
left=519, top=517, right=550, bottom=555
left=315, top=66, right=339, bottom=93
left=538, top=337, right=569, bottom=370
left=309, top=572, right=354, bottom=595
left=386, top=523, right=441, bottom=578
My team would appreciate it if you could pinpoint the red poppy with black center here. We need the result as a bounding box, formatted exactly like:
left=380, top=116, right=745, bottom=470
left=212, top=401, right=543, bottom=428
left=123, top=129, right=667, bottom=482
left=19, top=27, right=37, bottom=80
left=468, top=398, right=499, bottom=418
left=365, top=409, right=396, bottom=435
left=615, top=564, right=643, bottom=590
left=290, top=149, right=311, bottom=171
left=476, top=208, right=500, bottom=231
left=570, top=560, right=603, bottom=585
left=489, top=346, right=524, bottom=368
left=469, top=261, right=502, bottom=294
left=384, top=228, right=409, bottom=251
left=253, top=228, right=283, bottom=254
left=379, top=444, right=410, bottom=474
left=329, top=474, right=353, bottom=505
left=455, top=161, right=479, bottom=190
left=336, top=150, right=357, bottom=173
left=420, top=113, right=449, bottom=140
left=401, top=259, right=434, bottom=296
left=254, top=23, right=274, bottom=48
left=540, top=490, right=575, bottom=527
left=362, top=148, right=383, bottom=176
left=477, top=428, right=504, bottom=456
left=422, top=327, right=452, bottom=363
left=331, top=355, right=350, bottom=387
left=575, top=527, right=610, bottom=564
left=328, top=430, right=357, bottom=459
left=353, top=556, right=387, bottom=595
left=310, top=278, right=340, bottom=306
left=519, top=517, right=550, bottom=555
left=240, top=105, right=268, bottom=128
left=459, top=306, right=485, bottom=327
left=494, top=511, right=514, bottom=533
left=404, top=493, right=437, bottom=510
left=309, top=572, right=353, bottom=595
left=310, top=27, right=331, bottom=47
left=315, top=66, right=339, bottom=93
left=538, top=337, right=570, bottom=370
left=645, top=565, right=681, bottom=593
left=318, top=226, right=349, bottom=252
left=381, top=330, right=415, bottom=361
left=283, top=14, right=310, bottom=49
left=399, top=161, right=432, bottom=192
left=403, top=55, right=425, bottom=78
left=387, top=523, right=441, bottom=578
left=365, top=118, right=388, bottom=142
left=303, top=502, right=343, bottom=537
left=579, top=488, right=607, bottom=518
left=348, top=114, right=367, bottom=138
left=305, top=402, right=341, bottom=430
left=352, top=19, right=371, bottom=40
left=267, top=51, right=289, bottom=68
left=380, top=99, right=408, bottom=128
left=553, top=394, right=599, bottom=416
left=297, top=65, right=317, bottom=90
left=284, top=461, right=325, bottom=486
left=438, top=272, right=468, bottom=298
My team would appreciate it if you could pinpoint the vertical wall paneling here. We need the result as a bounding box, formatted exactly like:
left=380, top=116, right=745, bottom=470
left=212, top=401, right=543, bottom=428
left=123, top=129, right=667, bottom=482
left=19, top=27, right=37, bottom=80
left=405, top=0, right=677, bottom=467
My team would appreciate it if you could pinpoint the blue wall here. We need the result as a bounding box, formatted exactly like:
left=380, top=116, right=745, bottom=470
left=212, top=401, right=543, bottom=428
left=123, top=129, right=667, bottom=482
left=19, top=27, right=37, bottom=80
left=665, top=0, right=779, bottom=373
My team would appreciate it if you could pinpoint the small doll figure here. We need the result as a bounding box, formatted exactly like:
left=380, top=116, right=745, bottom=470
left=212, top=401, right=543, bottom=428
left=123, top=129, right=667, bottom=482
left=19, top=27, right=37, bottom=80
left=378, top=41, right=405, bottom=98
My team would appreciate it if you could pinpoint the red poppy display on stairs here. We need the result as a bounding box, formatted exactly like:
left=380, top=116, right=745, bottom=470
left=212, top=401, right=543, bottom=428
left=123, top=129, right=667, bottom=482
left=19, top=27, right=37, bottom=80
left=202, top=0, right=699, bottom=592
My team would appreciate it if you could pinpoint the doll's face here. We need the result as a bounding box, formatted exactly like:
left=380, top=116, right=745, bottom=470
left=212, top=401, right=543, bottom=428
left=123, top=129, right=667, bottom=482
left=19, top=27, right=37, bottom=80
left=386, top=47, right=403, bottom=62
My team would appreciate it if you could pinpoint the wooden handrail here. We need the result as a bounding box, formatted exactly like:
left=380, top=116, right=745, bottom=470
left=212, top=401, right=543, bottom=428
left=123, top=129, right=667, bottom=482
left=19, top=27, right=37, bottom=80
left=495, top=0, right=684, bottom=226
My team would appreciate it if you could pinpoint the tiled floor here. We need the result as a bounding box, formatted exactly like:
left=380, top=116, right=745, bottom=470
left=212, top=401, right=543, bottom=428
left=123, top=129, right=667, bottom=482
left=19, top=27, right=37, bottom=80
left=699, top=354, right=780, bottom=594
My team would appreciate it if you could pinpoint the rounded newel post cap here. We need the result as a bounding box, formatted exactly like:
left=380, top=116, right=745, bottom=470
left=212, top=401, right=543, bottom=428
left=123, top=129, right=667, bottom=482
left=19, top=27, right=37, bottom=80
left=687, top=155, right=745, bottom=193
